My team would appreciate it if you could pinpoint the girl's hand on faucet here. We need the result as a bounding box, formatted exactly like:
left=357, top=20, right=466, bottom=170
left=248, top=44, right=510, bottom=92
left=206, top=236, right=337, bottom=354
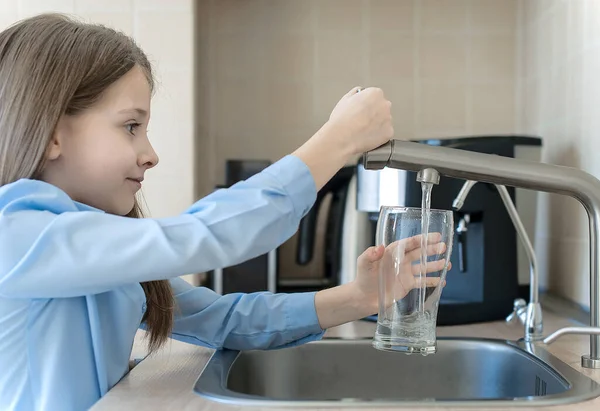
left=292, top=86, right=393, bottom=190
left=327, top=86, right=394, bottom=155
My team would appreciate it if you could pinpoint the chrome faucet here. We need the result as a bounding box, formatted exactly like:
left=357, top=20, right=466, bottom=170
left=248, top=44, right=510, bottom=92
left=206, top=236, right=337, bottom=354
left=452, top=180, right=543, bottom=342
left=363, top=139, right=600, bottom=369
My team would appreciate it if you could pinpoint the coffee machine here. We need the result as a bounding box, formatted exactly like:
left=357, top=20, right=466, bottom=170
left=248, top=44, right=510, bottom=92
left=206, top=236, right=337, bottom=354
left=351, top=135, right=543, bottom=325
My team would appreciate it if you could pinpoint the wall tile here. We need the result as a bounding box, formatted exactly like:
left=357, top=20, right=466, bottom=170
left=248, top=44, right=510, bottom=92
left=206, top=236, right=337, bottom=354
left=369, top=0, right=413, bottom=32
left=75, top=0, right=131, bottom=13
left=553, top=1, right=568, bottom=66
left=521, top=79, right=540, bottom=131
left=148, top=70, right=194, bottom=178
left=547, top=239, right=589, bottom=307
left=215, top=78, right=266, bottom=139
left=537, top=0, right=558, bottom=15
left=317, top=32, right=366, bottom=81
left=537, top=12, right=555, bottom=73
left=214, top=32, right=265, bottom=80
left=566, top=52, right=583, bottom=121
left=419, top=34, right=467, bottom=80
left=317, top=0, right=363, bottom=30
left=18, top=0, right=74, bottom=16
left=78, top=12, right=133, bottom=36
left=420, top=0, right=467, bottom=33
left=582, top=0, right=600, bottom=51
left=369, top=32, right=414, bottom=80
left=522, top=23, right=540, bottom=79
left=566, top=0, right=584, bottom=59
left=417, top=82, right=467, bottom=135
left=263, top=0, right=314, bottom=32
left=0, top=0, right=15, bottom=12
left=264, top=33, right=315, bottom=81
left=213, top=0, right=264, bottom=33
left=135, top=11, right=192, bottom=71
left=470, top=34, right=516, bottom=81
left=0, top=6, right=18, bottom=30
left=522, top=0, right=538, bottom=25
left=134, top=0, right=191, bottom=12
left=470, top=83, right=515, bottom=134
left=264, top=80, right=315, bottom=132
left=469, top=0, right=516, bottom=32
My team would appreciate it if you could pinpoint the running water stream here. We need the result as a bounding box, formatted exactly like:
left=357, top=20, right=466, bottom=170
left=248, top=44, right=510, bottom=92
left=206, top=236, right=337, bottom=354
left=419, top=182, right=433, bottom=313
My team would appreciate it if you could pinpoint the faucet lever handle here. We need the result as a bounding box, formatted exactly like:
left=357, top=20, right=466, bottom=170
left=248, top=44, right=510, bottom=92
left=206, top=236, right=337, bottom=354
left=506, top=298, right=527, bottom=323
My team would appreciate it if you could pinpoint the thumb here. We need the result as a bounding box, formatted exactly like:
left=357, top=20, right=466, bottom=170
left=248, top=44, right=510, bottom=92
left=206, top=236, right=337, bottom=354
left=357, top=245, right=384, bottom=272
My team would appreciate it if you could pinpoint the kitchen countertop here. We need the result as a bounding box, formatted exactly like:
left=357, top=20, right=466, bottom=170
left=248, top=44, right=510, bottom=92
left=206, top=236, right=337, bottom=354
left=92, top=307, right=600, bottom=411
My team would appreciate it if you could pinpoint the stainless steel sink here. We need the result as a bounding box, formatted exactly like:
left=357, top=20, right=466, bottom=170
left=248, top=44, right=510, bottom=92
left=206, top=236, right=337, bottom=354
left=194, top=337, right=600, bottom=407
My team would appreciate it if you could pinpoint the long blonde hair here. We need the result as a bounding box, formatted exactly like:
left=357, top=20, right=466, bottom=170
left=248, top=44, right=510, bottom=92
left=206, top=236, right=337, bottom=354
left=0, top=13, right=174, bottom=352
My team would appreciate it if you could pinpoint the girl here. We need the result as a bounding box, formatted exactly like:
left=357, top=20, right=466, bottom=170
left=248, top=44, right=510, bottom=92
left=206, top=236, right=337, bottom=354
left=0, top=13, right=446, bottom=411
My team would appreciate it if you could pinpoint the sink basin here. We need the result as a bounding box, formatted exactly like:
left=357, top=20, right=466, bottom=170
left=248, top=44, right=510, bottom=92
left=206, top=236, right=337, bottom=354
left=194, top=337, right=600, bottom=407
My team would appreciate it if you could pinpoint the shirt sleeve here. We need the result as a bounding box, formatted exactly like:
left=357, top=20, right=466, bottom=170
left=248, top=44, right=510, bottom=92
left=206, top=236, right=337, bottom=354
left=0, top=155, right=317, bottom=299
left=165, top=277, right=325, bottom=350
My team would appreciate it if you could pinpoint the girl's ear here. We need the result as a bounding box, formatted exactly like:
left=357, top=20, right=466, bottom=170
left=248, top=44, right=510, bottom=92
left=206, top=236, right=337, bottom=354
left=46, top=135, right=61, bottom=161
left=46, top=116, right=68, bottom=161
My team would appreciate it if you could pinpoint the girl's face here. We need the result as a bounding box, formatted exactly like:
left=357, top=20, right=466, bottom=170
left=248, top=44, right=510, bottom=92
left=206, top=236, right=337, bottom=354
left=41, top=65, right=159, bottom=215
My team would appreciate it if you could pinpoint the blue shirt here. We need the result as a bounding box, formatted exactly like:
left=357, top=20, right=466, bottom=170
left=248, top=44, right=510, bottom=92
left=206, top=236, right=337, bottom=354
left=0, top=155, right=325, bottom=411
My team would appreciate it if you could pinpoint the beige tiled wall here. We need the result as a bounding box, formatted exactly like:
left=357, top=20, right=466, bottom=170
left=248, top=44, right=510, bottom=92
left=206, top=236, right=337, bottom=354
left=198, top=0, right=519, bottom=191
left=196, top=0, right=519, bottom=280
left=0, top=0, right=195, bottom=221
left=518, top=0, right=600, bottom=309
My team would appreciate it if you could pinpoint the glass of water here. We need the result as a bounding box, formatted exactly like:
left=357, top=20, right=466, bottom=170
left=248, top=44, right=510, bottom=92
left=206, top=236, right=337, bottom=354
left=372, top=206, right=453, bottom=355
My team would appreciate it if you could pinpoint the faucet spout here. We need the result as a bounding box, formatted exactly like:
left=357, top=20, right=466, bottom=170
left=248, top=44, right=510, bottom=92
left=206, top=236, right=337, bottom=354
left=417, top=168, right=440, bottom=185
left=363, top=140, right=600, bottom=368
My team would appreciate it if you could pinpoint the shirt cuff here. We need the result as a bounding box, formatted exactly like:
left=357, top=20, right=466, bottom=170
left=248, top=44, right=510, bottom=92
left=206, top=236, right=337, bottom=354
left=283, top=291, right=325, bottom=337
left=263, top=155, right=317, bottom=220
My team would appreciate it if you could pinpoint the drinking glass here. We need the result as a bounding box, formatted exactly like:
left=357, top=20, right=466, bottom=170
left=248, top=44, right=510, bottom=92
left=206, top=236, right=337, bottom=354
left=372, top=206, right=454, bottom=355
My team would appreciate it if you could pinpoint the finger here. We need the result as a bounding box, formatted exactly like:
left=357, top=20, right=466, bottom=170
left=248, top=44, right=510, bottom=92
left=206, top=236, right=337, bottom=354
left=357, top=245, right=384, bottom=273
left=404, top=242, right=447, bottom=263
left=366, top=244, right=385, bottom=262
left=383, top=235, right=443, bottom=259
left=388, top=233, right=443, bottom=253
left=409, top=258, right=448, bottom=276
left=404, top=232, right=443, bottom=252
left=412, top=276, right=443, bottom=288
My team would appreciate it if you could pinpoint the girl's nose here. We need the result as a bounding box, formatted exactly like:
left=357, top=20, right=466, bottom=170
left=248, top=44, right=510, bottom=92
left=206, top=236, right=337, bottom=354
left=139, top=142, right=159, bottom=169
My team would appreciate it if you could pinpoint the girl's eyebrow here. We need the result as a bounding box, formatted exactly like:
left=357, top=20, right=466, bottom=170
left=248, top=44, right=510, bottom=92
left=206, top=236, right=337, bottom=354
left=118, top=108, right=148, bottom=117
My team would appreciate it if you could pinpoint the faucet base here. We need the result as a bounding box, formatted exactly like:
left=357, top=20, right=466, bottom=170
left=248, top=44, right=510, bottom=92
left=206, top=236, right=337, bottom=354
left=524, top=334, right=544, bottom=342
left=581, top=355, right=600, bottom=369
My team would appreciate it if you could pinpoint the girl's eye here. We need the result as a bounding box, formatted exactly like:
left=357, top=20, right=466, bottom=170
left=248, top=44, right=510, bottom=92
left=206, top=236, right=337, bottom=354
left=126, top=123, right=141, bottom=135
